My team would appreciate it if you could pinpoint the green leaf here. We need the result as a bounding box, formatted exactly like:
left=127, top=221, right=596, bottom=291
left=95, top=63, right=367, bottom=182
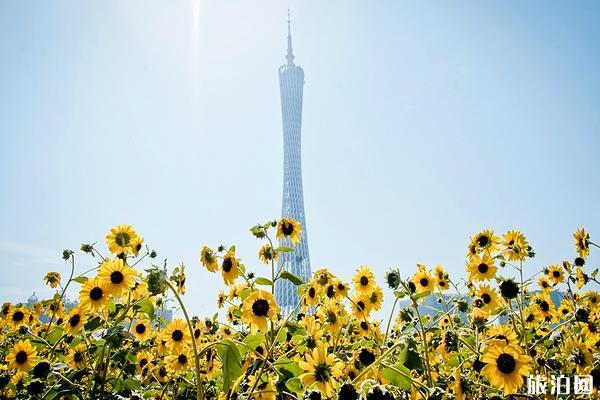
left=107, top=300, right=116, bottom=315
left=285, top=378, right=302, bottom=395
left=403, top=348, right=423, bottom=370
left=276, top=246, right=294, bottom=253
left=255, top=277, right=273, bottom=286
left=216, top=339, right=243, bottom=393
left=73, top=276, right=88, bottom=284
left=134, top=299, right=155, bottom=320
left=274, top=357, right=304, bottom=377
left=280, top=271, right=305, bottom=286
left=543, top=339, right=554, bottom=348
left=382, top=363, right=412, bottom=390
left=241, top=333, right=265, bottom=356
left=45, top=328, right=63, bottom=345
left=394, top=290, right=405, bottom=298
left=413, top=291, right=431, bottom=300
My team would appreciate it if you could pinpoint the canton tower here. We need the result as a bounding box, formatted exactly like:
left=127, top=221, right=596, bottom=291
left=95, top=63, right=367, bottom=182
left=275, top=14, right=311, bottom=315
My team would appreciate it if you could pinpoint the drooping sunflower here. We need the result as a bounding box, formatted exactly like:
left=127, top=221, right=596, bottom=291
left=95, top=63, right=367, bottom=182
left=98, top=258, right=135, bottom=297
left=167, top=348, right=192, bottom=374
left=502, top=230, right=529, bottom=262
left=247, top=373, right=278, bottom=400
left=546, top=265, right=564, bottom=284
left=276, top=217, right=302, bottom=245
left=258, top=243, right=278, bottom=265
left=573, top=228, right=590, bottom=259
left=576, top=266, right=589, bottom=289
left=352, top=266, right=376, bottom=295
left=412, top=269, right=434, bottom=293
left=7, top=307, right=29, bottom=331
left=66, top=307, right=87, bottom=336
left=477, top=284, right=500, bottom=312
left=481, top=343, right=532, bottom=394
left=221, top=251, right=239, bottom=286
left=467, top=253, right=497, bottom=282
left=7, top=340, right=38, bottom=372
left=242, top=290, right=280, bottom=334
left=298, top=343, right=343, bottom=398
left=130, top=236, right=144, bottom=257
left=563, top=337, right=593, bottom=373
left=164, top=319, right=191, bottom=350
left=78, top=277, right=110, bottom=312
left=105, top=224, right=139, bottom=255
left=43, top=272, right=61, bottom=289
left=131, top=319, right=152, bottom=342
left=200, top=246, right=219, bottom=272
left=217, top=291, right=227, bottom=309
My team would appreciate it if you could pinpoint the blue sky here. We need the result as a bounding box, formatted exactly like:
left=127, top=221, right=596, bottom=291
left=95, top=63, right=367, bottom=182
left=1, top=1, right=598, bottom=318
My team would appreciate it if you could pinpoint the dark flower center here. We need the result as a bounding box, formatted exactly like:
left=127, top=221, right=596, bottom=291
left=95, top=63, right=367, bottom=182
left=172, top=329, right=184, bottom=342
left=110, top=271, right=124, bottom=284
left=178, top=354, right=188, bottom=365
left=356, top=301, right=366, bottom=312
left=496, top=353, right=516, bottom=374
left=420, top=278, right=429, bottom=287
left=478, top=263, right=489, bottom=273
left=360, top=321, right=369, bottom=330
left=222, top=258, right=233, bottom=272
left=194, top=328, right=201, bottom=339
left=252, top=299, right=270, bottom=317
left=540, top=301, right=550, bottom=312
left=90, top=287, right=103, bottom=301
left=33, top=361, right=51, bottom=379
left=136, top=324, right=146, bottom=334
left=575, top=257, right=585, bottom=267
left=308, top=287, right=316, bottom=298
left=282, top=222, right=294, bottom=235
left=69, top=314, right=81, bottom=327
left=12, top=311, right=24, bottom=322
left=115, top=232, right=130, bottom=247
left=139, top=358, right=148, bottom=367
left=338, top=383, right=358, bottom=400
left=313, top=363, right=332, bottom=383
left=553, top=271, right=560, bottom=278
left=74, top=351, right=83, bottom=363
left=16, top=350, right=28, bottom=364
left=326, top=285, right=335, bottom=298
left=477, top=235, right=489, bottom=247
left=359, top=349, right=376, bottom=366
left=326, top=311, right=337, bottom=325
left=360, top=276, right=369, bottom=286
left=482, top=293, right=491, bottom=304
left=500, top=280, right=519, bottom=299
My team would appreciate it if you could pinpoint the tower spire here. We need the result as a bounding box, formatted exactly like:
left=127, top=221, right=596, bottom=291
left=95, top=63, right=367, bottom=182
left=286, top=9, right=294, bottom=65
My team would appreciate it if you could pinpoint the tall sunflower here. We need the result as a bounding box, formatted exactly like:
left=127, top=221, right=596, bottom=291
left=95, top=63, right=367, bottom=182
left=7, top=307, right=29, bottom=331
left=481, top=344, right=531, bottom=394
left=412, top=269, right=434, bottom=293
left=563, top=337, right=593, bottom=373
left=78, top=277, right=110, bottom=312
left=467, top=253, right=497, bottom=281
left=167, top=348, right=192, bottom=374
left=477, top=284, right=500, bottom=312
left=258, top=243, right=278, bottom=265
left=276, top=217, right=302, bottom=245
left=352, top=266, right=377, bottom=295
left=131, top=319, right=152, bottom=342
left=242, top=290, right=279, bottom=334
left=502, top=230, right=529, bottom=262
left=105, top=224, right=139, bottom=255
left=472, top=230, right=500, bottom=254
left=200, top=246, right=219, bottom=272
left=98, top=258, right=135, bottom=297
left=67, top=344, right=87, bottom=370
left=164, top=319, right=191, bottom=351
left=298, top=343, right=342, bottom=398
left=7, top=340, right=38, bottom=372
left=546, top=265, right=564, bottom=284
left=573, top=228, right=590, bottom=259
left=221, top=251, right=239, bottom=286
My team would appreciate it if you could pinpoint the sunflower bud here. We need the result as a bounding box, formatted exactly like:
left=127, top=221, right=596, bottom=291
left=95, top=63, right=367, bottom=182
left=62, top=249, right=74, bottom=261
left=146, top=266, right=168, bottom=296
left=80, top=243, right=94, bottom=254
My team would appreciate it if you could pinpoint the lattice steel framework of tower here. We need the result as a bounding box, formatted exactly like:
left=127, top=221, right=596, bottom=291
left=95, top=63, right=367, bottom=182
left=275, top=14, right=311, bottom=315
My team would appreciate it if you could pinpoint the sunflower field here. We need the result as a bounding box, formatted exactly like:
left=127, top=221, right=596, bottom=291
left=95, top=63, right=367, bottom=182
left=0, top=221, right=599, bottom=400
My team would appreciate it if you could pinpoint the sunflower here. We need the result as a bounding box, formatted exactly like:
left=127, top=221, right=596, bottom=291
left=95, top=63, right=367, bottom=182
left=576, top=267, right=589, bottom=289
left=563, top=337, right=593, bottom=373
left=477, top=284, right=500, bottom=312
left=217, top=291, right=227, bottom=309
left=412, top=269, right=434, bottom=293
left=7, top=307, right=29, bottom=331
left=333, top=279, right=349, bottom=298
left=136, top=350, right=154, bottom=376
left=200, top=246, right=219, bottom=272
left=485, top=325, right=519, bottom=348
left=351, top=266, right=376, bottom=295
left=164, top=319, right=191, bottom=350
left=573, top=228, right=590, bottom=259
left=317, top=301, right=343, bottom=333
left=473, top=230, right=500, bottom=254
left=98, top=258, right=135, bottom=297
left=131, top=319, right=152, bottom=342
left=67, top=344, right=87, bottom=369
left=247, top=373, right=278, bottom=400
left=66, top=307, right=87, bottom=336
left=43, top=272, right=61, bottom=289
left=537, top=276, right=552, bottom=293
left=481, top=343, right=532, bottom=394
left=7, top=340, right=38, bottom=372
left=167, top=348, right=192, bottom=374
left=467, top=253, right=497, bottom=281
left=242, top=290, right=279, bottom=334
left=258, top=243, right=278, bottom=265
left=106, top=224, right=139, bottom=255
left=502, top=230, right=529, bottom=262
left=368, top=286, right=384, bottom=311
left=434, top=265, right=450, bottom=291
left=221, top=251, right=239, bottom=286
left=78, top=277, right=110, bottom=312
left=130, top=236, right=144, bottom=257
left=298, top=343, right=342, bottom=397
left=546, top=265, right=564, bottom=284
left=350, top=295, right=371, bottom=320
left=303, top=285, right=320, bottom=308
left=276, top=217, right=302, bottom=245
